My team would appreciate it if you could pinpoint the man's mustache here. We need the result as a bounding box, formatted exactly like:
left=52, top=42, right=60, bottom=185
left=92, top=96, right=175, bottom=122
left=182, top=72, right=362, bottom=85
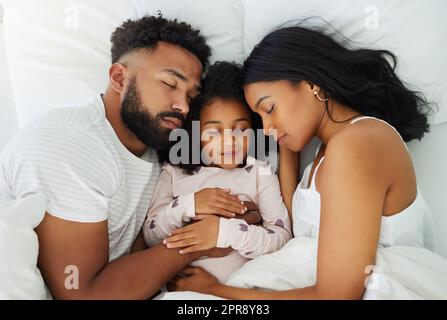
left=157, top=111, right=186, bottom=127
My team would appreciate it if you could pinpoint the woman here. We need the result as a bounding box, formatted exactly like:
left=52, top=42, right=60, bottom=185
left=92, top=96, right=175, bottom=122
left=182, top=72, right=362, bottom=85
left=168, top=25, right=434, bottom=299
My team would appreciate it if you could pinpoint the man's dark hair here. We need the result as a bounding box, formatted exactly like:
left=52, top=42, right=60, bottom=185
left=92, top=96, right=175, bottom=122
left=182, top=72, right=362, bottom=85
left=110, top=14, right=211, bottom=67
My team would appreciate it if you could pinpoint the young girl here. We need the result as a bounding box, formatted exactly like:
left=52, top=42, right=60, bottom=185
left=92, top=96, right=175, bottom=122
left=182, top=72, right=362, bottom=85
left=143, top=62, right=292, bottom=283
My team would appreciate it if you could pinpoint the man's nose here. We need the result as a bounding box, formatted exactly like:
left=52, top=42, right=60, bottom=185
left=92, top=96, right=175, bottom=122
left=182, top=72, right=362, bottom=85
left=171, top=98, right=190, bottom=115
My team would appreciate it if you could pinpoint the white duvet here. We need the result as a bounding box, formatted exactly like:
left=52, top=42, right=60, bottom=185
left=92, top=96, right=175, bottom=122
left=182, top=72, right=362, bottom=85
left=157, top=237, right=447, bottom=300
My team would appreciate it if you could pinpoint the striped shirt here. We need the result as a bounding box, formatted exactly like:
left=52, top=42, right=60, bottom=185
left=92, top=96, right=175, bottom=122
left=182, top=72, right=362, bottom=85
left=0, top=95, right=161, bottom=261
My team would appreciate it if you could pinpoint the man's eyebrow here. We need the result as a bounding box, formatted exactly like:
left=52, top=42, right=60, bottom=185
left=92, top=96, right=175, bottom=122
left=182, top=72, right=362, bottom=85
left=163, top=68, right=187, bottom=81
left=255, top=96, right=272, bottom=110
left=163, top=68, right=202, bottom=92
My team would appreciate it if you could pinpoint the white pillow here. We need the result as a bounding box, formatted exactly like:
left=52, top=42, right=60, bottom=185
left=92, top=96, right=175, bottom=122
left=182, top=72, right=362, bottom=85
left=1, top=0, right=245, bottom=128
left=136, top=0, right=245, bottom=64
left=242, top=0, right=447, bottom=125
left=0, top=193, right=52, bottom=299
left=0, top=16, right=19, bottom=152
left=1, top=0, right=140, bottom=128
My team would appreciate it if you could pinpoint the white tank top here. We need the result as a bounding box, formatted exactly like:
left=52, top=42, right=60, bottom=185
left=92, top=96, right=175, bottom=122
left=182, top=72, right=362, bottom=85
left=292, top=116, right=436, bottom=250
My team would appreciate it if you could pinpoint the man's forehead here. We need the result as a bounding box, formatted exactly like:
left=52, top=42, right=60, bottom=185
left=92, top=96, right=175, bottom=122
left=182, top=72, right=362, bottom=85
left=150, top=42, right=203, bottom=77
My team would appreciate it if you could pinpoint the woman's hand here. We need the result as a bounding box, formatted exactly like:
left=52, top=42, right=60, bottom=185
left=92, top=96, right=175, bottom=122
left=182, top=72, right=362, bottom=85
left=171, top=267, right=220, bottom=295
left=164, top=215, right=221, bottom=254
left=195, top=188, right=247, bottom=218
left=239, top=201, right=262, bottom=225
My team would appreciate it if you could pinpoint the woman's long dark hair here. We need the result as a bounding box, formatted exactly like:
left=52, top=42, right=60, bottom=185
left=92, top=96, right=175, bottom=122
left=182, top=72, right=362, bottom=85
left=242, top=24, right=434, bottom=142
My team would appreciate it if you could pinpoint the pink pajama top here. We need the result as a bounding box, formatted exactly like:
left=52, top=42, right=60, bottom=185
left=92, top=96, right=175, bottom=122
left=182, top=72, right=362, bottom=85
left=143, top=156, right=292, bottom=283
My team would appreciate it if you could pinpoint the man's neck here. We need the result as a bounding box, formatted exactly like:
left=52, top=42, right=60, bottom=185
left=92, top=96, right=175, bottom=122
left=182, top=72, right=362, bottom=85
left=102, top=87, right=148, bottom=157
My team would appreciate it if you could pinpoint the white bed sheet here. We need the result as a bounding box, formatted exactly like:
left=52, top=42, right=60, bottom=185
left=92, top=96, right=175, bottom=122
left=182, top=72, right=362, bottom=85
left=156, top=237, right=447, bottom=300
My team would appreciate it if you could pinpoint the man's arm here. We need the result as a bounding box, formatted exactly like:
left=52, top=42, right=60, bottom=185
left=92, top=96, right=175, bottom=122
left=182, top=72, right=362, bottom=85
left=130, top=229, right=147, bottom=253
left=36, top=212, right=198, bottom=300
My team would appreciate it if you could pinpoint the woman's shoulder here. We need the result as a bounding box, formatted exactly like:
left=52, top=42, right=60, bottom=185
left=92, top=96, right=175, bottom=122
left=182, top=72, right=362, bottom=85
left=327, top=118, right=406, bottom=160
left=322, top=118, right=410, bottom=187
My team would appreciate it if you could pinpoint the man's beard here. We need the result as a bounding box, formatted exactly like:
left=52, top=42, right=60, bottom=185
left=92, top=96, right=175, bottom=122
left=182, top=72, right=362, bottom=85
left=120, top=77, right=184, bottom=151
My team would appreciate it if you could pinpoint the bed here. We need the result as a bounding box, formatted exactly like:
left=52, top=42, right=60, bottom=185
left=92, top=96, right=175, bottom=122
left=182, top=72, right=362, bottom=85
left=0, top=0, right=446, bottom=299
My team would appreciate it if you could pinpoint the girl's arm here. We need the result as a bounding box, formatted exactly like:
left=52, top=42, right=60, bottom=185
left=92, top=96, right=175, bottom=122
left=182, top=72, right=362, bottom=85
left=216, top=160, right=292, bottom=258
left=278, top=146, right=299, bottom=223
left=165, top=160, right=292, bottom=256
left=144, top=166, right=248, bottom=248
left=143, top=167, right=196, bottom=247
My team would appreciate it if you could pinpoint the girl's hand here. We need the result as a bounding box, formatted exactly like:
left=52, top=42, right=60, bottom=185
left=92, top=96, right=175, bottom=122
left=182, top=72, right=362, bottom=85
left=195, top=188, right=247, bottom=218
left=171, top=267, right=220, bottom=295
left=163, top=215, right=221, bottom=254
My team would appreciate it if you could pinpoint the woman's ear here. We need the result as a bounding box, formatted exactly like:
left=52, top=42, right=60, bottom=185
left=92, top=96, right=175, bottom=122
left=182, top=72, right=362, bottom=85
left=305, top=81, right=321, bottom=95
left=109, top=63, right=126, bottom=94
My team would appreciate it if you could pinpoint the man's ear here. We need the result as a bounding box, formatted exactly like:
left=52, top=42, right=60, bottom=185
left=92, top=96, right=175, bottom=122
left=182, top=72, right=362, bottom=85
left=109, top=63, right=126, bottom=94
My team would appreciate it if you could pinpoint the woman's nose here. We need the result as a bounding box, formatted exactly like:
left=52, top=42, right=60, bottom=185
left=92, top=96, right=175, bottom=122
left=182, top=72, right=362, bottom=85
left=263, top=125, right=275, bottom=136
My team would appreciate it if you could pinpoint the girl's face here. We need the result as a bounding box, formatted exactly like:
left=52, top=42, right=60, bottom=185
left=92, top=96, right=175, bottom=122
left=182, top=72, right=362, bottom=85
left=200, top=98, right=252, bottom=169
left=244, top=80, right=323, bottom=152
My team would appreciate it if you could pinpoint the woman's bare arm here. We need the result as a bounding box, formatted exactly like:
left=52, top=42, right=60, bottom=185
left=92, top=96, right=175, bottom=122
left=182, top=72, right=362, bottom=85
left=278, top=146, right=299, bottom=222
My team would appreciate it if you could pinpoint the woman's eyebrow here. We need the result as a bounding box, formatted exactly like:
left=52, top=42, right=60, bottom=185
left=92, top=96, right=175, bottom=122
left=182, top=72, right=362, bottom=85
left=233, top=118, right=250, bottom=123
left=255, top=95, right=272, bottom=110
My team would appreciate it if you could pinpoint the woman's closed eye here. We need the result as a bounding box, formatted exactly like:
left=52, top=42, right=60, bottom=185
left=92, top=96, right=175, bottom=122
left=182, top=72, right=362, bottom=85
left=266, top=104, right=275, bottom=115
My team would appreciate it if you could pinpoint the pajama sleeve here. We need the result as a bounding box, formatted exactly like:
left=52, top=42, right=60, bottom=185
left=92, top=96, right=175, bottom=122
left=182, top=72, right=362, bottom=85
left=143, top=165, right=196, bottom=247
left=216, top=160, right=292, bottom=258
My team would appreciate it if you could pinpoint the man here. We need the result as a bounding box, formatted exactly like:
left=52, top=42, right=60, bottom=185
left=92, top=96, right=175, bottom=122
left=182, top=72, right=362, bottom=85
left=0, top=15, right=231, bottom=299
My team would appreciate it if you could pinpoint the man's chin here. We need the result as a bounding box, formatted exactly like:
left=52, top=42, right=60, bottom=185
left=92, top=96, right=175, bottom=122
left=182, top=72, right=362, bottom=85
left=134, top=126, right=173, bottom=151
left=142, top=136, right=174, bottom=151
